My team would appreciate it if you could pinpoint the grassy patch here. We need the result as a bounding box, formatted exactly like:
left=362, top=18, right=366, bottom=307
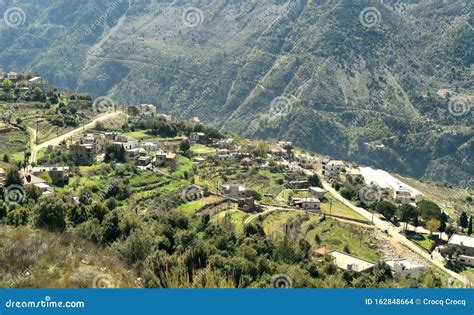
left=172, top=156, right=193, bottom=178
left=461, top=267, right=474, bottom=284
left=191, top=144, right=216, bottom=155
left=405, top=232, right=437, bottom=252
left=0, top=131, right=28, bottom=159
left=213, top=209, right=248, bottom=234
left=321, top=194, right=369, bottom=222
left=305, top=219, right=380, bottom=262
left=179, top=200, right=205, bottom=216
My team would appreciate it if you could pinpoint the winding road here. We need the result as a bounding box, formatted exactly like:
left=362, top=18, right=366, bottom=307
left=279, top=159, right=468, bottom=285
left=321, top=180, right=469, bottom=286
left=29, top=112, right=125, bottom=164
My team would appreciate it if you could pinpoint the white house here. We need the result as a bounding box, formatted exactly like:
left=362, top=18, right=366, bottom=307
left=291, top=197, right=321, bottom=212
left=137, top=104, right=156, bottom=117
left=322, top=160, right=346, bottom=179
left=386, top=259, right=424, bottom=277
left=329, top=251, right=375, bottom=273
left=141, top=141, right=160, bottom=152
left=125, top=148, right=140, bottom=162
left=448, top=234, right=474, bottom=266
left=221, top=184, right=247, bottom=198
left=7, top=71, right=18, bottom=80
left=308, top=187, right=327, bottom=199
left=189, top=132, right=206, bottom=144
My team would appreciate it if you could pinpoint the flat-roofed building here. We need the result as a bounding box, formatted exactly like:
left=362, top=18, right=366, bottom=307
left=322, top=160, right=346, bottom=179
left=329, top=250, right=376, bottom=273
left=291, top=197, right=320, bottom=212
left=31, top=166, right=69, bottom=186
left=385, top=259, right=424, bottom=277
left=221, top=184, right=247, bottom=198
left=70, top=134, right=106, bottom=165
left=308, top=186, right=327, bottom=199
left=448, top=234, right=474, bottom=266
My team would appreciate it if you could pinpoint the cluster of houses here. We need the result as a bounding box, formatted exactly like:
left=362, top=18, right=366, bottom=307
left=359, top=166, right=423, bottom=206
left=0, top=167, right=69, bottom=196
left=70, top=132, right=178, bottom=169
left=314, top=232, right=474, bottom=276
left=0, top=71, right=49, bottom=91
left=218, top=184, right=260, bottom=212
left=314, top=245, right=424, bottom=277
left=289, top=187, right=329, bottom=212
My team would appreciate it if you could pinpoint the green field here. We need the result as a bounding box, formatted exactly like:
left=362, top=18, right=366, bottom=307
left=191, top=144, right=216, bottom=155
left=321, top=194, right=369, bottom=222
left=305, top=219, right=380, bottom=262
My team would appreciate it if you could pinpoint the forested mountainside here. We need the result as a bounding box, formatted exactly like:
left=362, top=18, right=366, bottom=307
left=0, top=0, right=472, bottom=184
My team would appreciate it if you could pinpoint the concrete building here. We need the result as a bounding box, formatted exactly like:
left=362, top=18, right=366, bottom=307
left=137, top=156, right=153, bottom=168
left=295, top=154, right=319, bottom=169
left=221, top=184, right=247, bottom=198
left=238, top=198, right=258, bottom=212
left=291, top=197, right=321, bottom=212
left=28, top=76, right=49, bottom=90
left=0, top=168, right=5, bottom=184
left=329, top=251, right=376, bottom=273
left=137, top=104, right=156, bottom=118
left=322, top=160, right=346, bottom=179
left=214, top=138, right=235, bottom=149
left=359, top=166, right=423, bottom=205
left=125, top=148, right=140, bottom=162
left=70, top=134, right=106, bottom=165
left=385, top=259, right=424, bottom=277
left=308, top=187, right=328, bottom=199
left=7, top=71, right=18, bottom=80
left=112, top=140, right=139, bottom=151
left=31, top=166, right=69, bottom=186
left=142, top=141, right=160, bottom=152
left=189, top=132, right=206, bottom=144
left=153, top=151, right=177, bottom=168
left=394, top=186, right=418, bottom=204
left=21, top=172, right=53, bottom=195
left=448, top=234, right=474, bottom=266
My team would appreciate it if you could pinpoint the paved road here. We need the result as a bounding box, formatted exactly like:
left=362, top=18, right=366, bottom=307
left=29, top=112, right=125, bottom=164
left=321, top=180, right=469, bottom=286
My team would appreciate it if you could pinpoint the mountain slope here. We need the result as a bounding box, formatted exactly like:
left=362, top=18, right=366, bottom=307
left=0, top=0, right=472, bottom=183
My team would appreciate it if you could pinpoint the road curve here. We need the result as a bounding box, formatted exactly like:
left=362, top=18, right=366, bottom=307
left=29, top=112, right=125, bottom=164
left=321, top=180, right=468, bottom=286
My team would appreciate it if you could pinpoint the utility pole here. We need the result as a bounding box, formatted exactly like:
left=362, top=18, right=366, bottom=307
left=35, top=119, right=39, bottom=145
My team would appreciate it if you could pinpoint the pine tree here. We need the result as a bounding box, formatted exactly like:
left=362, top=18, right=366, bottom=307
left=468, top=216, right=473, bottom=236
left=459, top=212, right=468, bottom=232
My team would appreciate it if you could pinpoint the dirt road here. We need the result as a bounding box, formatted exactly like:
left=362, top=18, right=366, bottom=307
left=29, top=112, right=125, bottom=164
